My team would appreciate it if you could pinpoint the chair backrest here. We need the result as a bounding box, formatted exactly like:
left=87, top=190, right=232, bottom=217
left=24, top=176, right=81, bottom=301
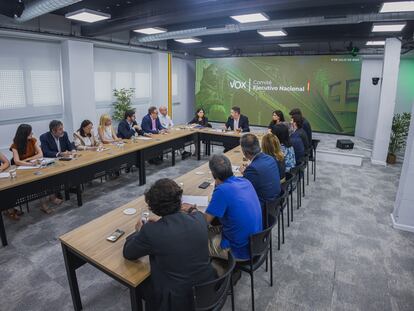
left=249, top=215, right=276, bottom=257
left=192, top=253, right=236, bottom=311
left=312, top=139, right=320, bottom=150
left=264, top=197, right=281, bottom=229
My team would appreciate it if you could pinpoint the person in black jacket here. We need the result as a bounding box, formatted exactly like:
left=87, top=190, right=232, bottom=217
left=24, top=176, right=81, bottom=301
left=117, top=109, right=146, bottom=139
left=289, top=108, right=312, bottom=143
left=224, top=106, right=250, bottom=132
left=188, top=108, right=212, bottom=127
left=123, top=178, right=216, bottom=311
left=290, top=114, right=310, bottom=150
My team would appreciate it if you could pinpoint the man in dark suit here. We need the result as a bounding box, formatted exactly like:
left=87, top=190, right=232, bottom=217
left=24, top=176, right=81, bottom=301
left=223, top=106, right=250, bottom=152
left=239, top=134, right=281, bottom=211
left=141, top=106, right=166, bottom=134
left=40, top=120, right=75, bottom=158
left=291, top=114, right=310, bottom=150
left=123, top=178, right=216, bottom=311
left=289, top=108, right=312, bottom=144
left=117, top=109, right=146, bottom=139
left=224, top=106, right=250, bottom=133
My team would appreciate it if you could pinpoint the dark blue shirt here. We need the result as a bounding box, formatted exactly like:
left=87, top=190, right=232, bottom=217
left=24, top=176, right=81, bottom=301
left=206, top=176, right=262, bottom=260
left=243, top=153, right=281, bottom=208
left=290, top=131, right=305, bottom=163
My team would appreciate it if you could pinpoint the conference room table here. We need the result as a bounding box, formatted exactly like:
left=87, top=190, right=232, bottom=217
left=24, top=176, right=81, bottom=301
left=0, top=127, right=243, bottom=247
left=59, top=146, right=245, bottom=311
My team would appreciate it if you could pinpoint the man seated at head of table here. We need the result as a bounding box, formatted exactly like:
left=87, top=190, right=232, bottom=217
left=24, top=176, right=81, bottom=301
left=223, top=106, right=250, bottom=152
left=142, top=106, right=167, bottom=135
left=158, top=106, right=174, bottom=129
left=98, top=114, right=122, bottom=144
left=40, top=120, right=75, bottom=158
left=10, top=124, right=62, bottom=217
left=117, top=109, right=147, bottom=139
left=73, top=120, right=101, bottom=151
left=239, top=134, right=281, bottom=212
left=204, top=154, right=262, bottom=261
left=123, top=178, right=216, bottom=311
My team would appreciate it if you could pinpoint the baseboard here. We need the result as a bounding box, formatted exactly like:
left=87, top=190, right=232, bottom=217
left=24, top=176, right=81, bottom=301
left=371, top=158, right=387, bottom=166
left=390, top=213, right=414, bottom=233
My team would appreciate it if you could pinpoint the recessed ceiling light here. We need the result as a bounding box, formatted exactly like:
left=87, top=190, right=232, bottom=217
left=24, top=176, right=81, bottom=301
left=65, top=8, right=110, bottom=23
left=174, top=38, right=202, bottom=44
left=372, top=23, right=406, bottom=32
left=230, top=13, right=269, bottom=23
left=257, top=30, right=287, bottom=37
left=134, top=27, right=167, bottom=35
left=279, top=43, right=300, bottom=47
left=366, top=40, right=386, bottom=46
left=380, top=1, right=414, bottom=13
left=208, top=47, right=229, bottom=51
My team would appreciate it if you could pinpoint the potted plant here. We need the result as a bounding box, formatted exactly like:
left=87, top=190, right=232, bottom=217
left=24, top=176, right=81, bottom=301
left=387, top=112, right=411, bottom=164
left=112, top=88, right=135, bottom=121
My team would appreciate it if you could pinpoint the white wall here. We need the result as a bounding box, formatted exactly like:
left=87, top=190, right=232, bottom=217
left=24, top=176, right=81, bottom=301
left=355, top=57, right=383, bottom=140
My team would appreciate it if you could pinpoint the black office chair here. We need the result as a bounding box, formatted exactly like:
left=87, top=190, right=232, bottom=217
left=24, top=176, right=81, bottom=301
left=236, top=214, right=276, bottom=311
left=192, top=253, right=235, bottom=311
left=296, top=161, right=306, bottom=201
left=310, top=139, right=320, bottom=181
left=286, top=166, right=301, bottom=210
left=304, top=147, right=313, bottom=186
left=264, top=197, right=281, bottom=255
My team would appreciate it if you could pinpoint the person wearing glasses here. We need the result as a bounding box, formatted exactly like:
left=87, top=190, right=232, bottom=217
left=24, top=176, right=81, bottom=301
left=141, top=106, right=167, bottom=134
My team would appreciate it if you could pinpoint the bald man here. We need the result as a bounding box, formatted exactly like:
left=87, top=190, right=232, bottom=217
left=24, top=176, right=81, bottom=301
left=159, top=106, right=174, bottom=129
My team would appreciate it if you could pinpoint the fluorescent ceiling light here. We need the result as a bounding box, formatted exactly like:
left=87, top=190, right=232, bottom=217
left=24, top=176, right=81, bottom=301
left=208, top=47, right=229, bottom=51
left=230, top=13, right=269, bottom=23
left=380, top=1, right=414, bottom=13
left=279, top=43, right=300, bottom=47
left=366, top=40, right=386, bottom=46
left=372, top=23, right=406, bottom=32
left=134, top=27, right=167, bottom=35
left=65, top=9, right=110, bottom=23
left=258, top=30, right=287, bottom=37
left=174, top=38, right=202, bottom=44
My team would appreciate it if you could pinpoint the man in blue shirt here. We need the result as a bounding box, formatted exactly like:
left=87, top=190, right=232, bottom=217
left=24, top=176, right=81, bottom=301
left=205, top=154, right=262, bottom=260
left=240, top=134, right=281, bottom=210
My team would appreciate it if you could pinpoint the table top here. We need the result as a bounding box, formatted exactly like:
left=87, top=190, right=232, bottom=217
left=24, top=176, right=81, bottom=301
left=59, top=147, right=245, bottom=287
left=0, top=127, right=243, bottom=192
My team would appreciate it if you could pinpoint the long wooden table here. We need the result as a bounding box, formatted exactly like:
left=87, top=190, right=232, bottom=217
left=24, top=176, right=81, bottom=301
left=0, top=128, right=242, bottom=247
left=59, top=147, right=244, bottom=311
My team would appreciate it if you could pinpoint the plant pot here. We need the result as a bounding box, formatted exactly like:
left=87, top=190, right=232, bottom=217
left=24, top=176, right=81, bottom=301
left=387, top=153, right=397, bottom=164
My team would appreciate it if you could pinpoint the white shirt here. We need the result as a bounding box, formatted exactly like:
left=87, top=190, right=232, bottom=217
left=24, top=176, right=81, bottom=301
left=159, top=114, right=174, bottom=128
left=233, top=118, right=239, bottom=130
left=103, top=126, right=114, bottom=141
left=54, top=136, right=61, bottom=153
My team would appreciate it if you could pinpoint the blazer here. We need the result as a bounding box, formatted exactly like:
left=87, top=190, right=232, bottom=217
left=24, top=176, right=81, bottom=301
left=188, top=116, right=212, bottom=127
left=290, top=132, right=305, bottom=163
left=243, top=152, right=281, bottom=209
left=225, top=114, right=250, bottom=132
left=39, top=131, right=74, bottom=158
left=117, top=119, right=144, bottom=139
left=296, top=128, right=310, bottom=150
left=141, top=114, right=165, bottom=134
left=123, top=211, right=216, bottom=311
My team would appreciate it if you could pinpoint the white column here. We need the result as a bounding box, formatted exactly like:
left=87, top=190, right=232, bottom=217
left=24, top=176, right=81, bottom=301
left=151, top=52, right=168, bottom=109
left=371, top=38, right=402, bottom=165
left=391, top=101, right=414, bottom=232
left=61, top=40, right=96, bottom=135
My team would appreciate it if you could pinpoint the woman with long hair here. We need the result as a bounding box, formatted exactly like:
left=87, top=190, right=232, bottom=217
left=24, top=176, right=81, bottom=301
left=261, top=133, right=286, bottom=182
left=9, top=124, right=61, bottom=217
left=73, top=120, right=100, bottom=150
left=271, top=124, right=296, bottom=172
left=188, top=108, right=212, bottom=127
left=98, top=114, right=121, bottom=144
left=268, top=110, right=290, bottom=134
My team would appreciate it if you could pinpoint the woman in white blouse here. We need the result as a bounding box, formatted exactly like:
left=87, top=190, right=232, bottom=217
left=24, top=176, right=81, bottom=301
left=73, top=120, right=100, bottom=150
left=98, top=114, right=121, bottom=144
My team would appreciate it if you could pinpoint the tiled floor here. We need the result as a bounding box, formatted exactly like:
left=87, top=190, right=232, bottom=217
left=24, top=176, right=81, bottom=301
left=0, top=146, right=413, bottom=311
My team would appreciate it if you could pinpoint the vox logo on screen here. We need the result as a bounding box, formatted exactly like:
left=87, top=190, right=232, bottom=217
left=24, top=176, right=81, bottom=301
left=229, top=79, right=251, bottom=91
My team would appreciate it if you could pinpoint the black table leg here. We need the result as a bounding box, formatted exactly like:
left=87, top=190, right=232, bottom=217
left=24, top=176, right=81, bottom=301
left=196, top=135, right=201, bottom=161
left=139, top=151, right=146, bottom=186
left=171, top=149, right=175, bottom=166
left=130, top=286, right=143, bottom=311
left=0, top=212, right=8, bottom=247
left=76, top=185, right=83, bottom=207
left=62, top=244, right=86, bottom=311
left=64, top=185, right=70, bottom=201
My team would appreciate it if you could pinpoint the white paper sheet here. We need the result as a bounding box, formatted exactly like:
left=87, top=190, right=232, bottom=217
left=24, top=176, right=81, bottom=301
left=17, top=165, right=40, bottom=170
left=0, top=172, right=9, bottom=178
left=232, top=165, right=240, bottom=173
left=137, top=137, right=152, bottom=140
left=182, top=195, right=209, bottom=207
